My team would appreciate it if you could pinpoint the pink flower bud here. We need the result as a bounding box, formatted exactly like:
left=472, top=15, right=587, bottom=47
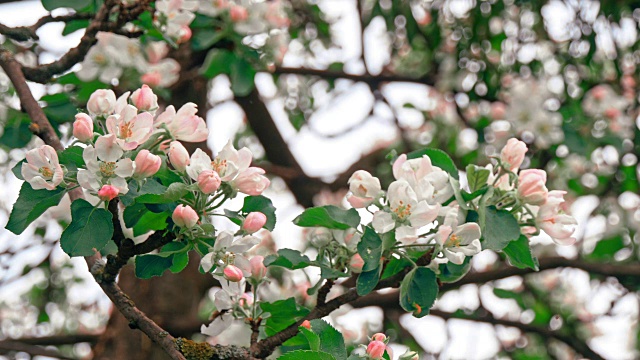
left=371, top=333, right=386, bottom=342
left=591, top=85, right=607, bottom=101
left=197, top=170, right=222, bottom=194
left=87, top=89, right=116, bottom=116
left=300, top=320, right=311, bottom=329
left=243, top=212, right=267, bottom=233
left=169, top=141, right=190, bottom=172
left=130, top=85, right=158, bottom=112
left=366, top=340, right=386, bottom=359
left=500, top=138, right=528, bottom=171
left=349, top=254, right=365, bottom=273
left=73, top=113, right=94, bottom=142
left=518, top=169, right=548, bottom=205
left=172, top=204, right=198, bottom=228
left=223, top=265, right=244, bottom=282
left=249, top=255, right=267, bottom=280
left=134, top=150, right=162, bottom=179
left=141, top=72, right=162, bottom=87
left=98, top=184, right=119, bottom=201
left=233, top=167, right=270, bottom=196
left=177, top=25, right=192, bottom=44
left=230, top=5, right=248, bottom=22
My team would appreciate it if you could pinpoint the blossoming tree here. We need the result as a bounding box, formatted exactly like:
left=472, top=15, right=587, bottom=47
left=0, top=1, right=638, bottom=360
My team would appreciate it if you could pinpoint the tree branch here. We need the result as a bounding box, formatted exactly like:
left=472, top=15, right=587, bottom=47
left=272, top=66, right=436, bottom=88
left=429, top=309, right=605, bottom=360
left=0, top=340, right=76, bottom=360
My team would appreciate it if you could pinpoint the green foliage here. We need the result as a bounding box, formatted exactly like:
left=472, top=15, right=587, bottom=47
left=224, top=195, right=277, bottom=231
left=466, top=164, right=490, bottom=193
left=6, top=183, right=67, bottom=235
left=279, top=350, right=337, bottom=360
left=135, top=254, right=174, bottom=279
left=261, top=298, right=310, bottom=336
left=41, top=0, right=93, bottom=11
left=356, top=266, right=381, bottom=296
left=264, top=249, right=312, bottom=270
left=438, top=257, right=472, bottom=283
left=230, top=58, right=257, bottom=96
left=399, top=267, right=438, bottom=317
left=293, top=206, right=361, bottom=230
left=480, top=206, right=521, bottom=251
left=357, top=227, right=383, bottom=272
left=299, top=320, right=347, bottom=360
left=503, top=235, right=539, bottom=271
left=0, top=110, right=33, bottom=149
left=60, top=199, right=114, bottom=257
left=200, top=49, right=235, bottom=78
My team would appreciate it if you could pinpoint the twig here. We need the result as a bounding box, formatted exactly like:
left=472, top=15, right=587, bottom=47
left=0, top=341, right=76, bottom=360
left=316, top=279, right=334, bottom=306
left=1, top=334, right=99, bottom=346
left=272, top=66, right=436, bottom=88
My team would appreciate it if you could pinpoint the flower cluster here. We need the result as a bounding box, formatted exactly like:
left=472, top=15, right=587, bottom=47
left=155, top=0, right=198, bottom=43
left=78, top=32, right=180, bottom=87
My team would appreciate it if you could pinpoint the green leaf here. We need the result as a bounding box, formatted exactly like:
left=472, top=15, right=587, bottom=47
left=381, top=256, right=413, bottom=279
left=481, top=206, right=520, bottom=251
left=357, top=227, right=382, bottom=272
left=134, top=254, right=174, bottom=279
left=264, top=249, right=311, bottom=270
left=41, top=0, right=92, bottom=11
left=0, top=110, right=32, bottom=149
left=58, top=146, right=85, bottom=170
left=62, top=19, right=90, bottom=35
left=293, top=206, right=360, bottom=230
left=162, top=242, right=190, bottom=273
left=399, top=267, right=438, bottom=317
left=242, top=195, right=277, bottom=231
left=135, top=182, right=188, bottom=204
left=466, top=164, right=490, bottom=193
left=191, top=29, right=226, bottom=51
left=588, top=236, right=625, bottom=260
left=299, top=327, right=321, bottom=351
left=132, top=210, right=169, bottom=237
left=11, top=160, right=25, bottom=180
left=200, top=49, right=235, bottom=78
left=307, top=320, right=347, bottom=360
left=356, top=266, right=380, bottom=296
left=503, top=235, right=539, bottom=271
left=406, top=148, right=459, bottom=180
left=230, top=58, right=256, bottom=97
left=438, top=257, right=472, bottom=283
left=279, top=350, right=336, bottom=360
left=6, top=183, right=67, bottom=235
left=120, top=179, right=167, bottom=206
left=261, top=298, right=310, bottom=336
left=60, top=199, right=114, bottom=257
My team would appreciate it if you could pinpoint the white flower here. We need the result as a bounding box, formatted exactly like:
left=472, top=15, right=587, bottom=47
left=106, top=104, right=154, bottom=150
left=21, top=145, right=64, bottom=190
left=435, top=207, right=482, bottom=264
left=536, top=191, right=577, bottom=245
left=154, top=103, right=208, bottom=143
left=392, top=154, right=454, bottom=204
left=346, top=170, right=382, bottom=208
left=201, top=274, right=246, bottom=337
left=77, top=135, right=135, bottom=194
left=199, top=231, right=259, bottom=275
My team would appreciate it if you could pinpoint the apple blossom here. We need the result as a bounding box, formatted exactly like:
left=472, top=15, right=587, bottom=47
left=87, top=89, right=116, bottom=116
left=77, top=135, right=134, bottom=194
left=106, top=104, right=154, bottom=150
left=307, top=227, right=333, bottom=247
left=518, top=169, right=548, bottom=205
left=213, top=140, right=253, bottom=181
left=366, top=340, right=386, bottom=359
left=197, top=169, right=222, bottom=194
left=230, top=5, right=248, bottom=22
left=371, top=333, right=387, bottom=342
left=392, top=154, right=453, bottom=204
left=232, top=167, right=270, bottom=195
left=201, top=275, right=246, bottom=337
left=199, top=231, right=259, bottom=275
left=249, top=255, right=267, bottom=280
left=346, top=170, right=382, bottom=208
left=130, top=85, right=158, bottom=113
left=97, top=184, right=120, bottom=201
left=154, top=103, right=208, bottom=143
left=242, top=212, right=267, bottom=233
left=349, top=254, right=364, bottom=273
left=172, top=204, right=199, bottom=228
left=500, top=138, right=527, bottom=171
left=223, top=265, right=244, bottom=282
left=73, top=113, right=94, bottom=142
left=133, top=150, right=162, bottom=179
left=435, top=207, right=482, bottom=264
left=168, top=141, right=190, bottom=172
left=537, top=191, right=577, bottom=245
left=21, top=145, right=64, bottom=191
left=300, top=320, right=311, bottom=329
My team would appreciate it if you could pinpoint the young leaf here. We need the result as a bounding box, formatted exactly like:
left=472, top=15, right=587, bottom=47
left=357, top=227, right=382, bottom=272
left=60, top=199, right=114, bottom=257
left=200, top=49, right=234, bottom=78
left=120, top=179, right=167, bottom=206
left=58, top=146, right=85, bottom=170
left=481, top=206, right=520, bottom=251
left=356, top=266, right=381, bottom=296
left=264, top=249, right=312, bottom=270
left=230, top=58, right=257, bottom=96
left=6, top=183, right=66, bottom=235
left=293, top=206, right=360, bottom=230
left=438, top=257, right=472, bottom=283
left=307, top=320, right=347, bottom=360
left=135, top=254, right=175, bottom=279
left=260, top=298, right=310, bottom=336
left=278, top=350, right=337, bottom=360
left=503, top=235, right=539, bottom=271
left=399, top=267, right=438, bottom=317
left=406, top=148, right=459, bottom=180
left=466, top=164, right=490, bottom=193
